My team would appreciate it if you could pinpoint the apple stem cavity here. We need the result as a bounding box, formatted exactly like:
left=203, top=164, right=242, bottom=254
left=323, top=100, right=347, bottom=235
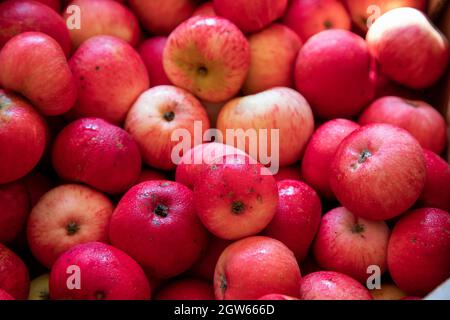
left=163, top=111, right=175, bottom=122
left=351, top=223, right=365, bottom=234
left=197, top=66, right=208, bottom=77
left=324, top=20, right=333, bottom=29
left=358, top=149, right=372, bottom=164
left=154, top=203, right=169, bottom=217
left=231, top=201, right=245, bottom=215
left=66, top=222, right=80, bottom=236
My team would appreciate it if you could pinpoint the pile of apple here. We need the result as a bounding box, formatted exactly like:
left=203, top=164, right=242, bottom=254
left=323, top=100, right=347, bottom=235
left=0, top=0, right=449, bottom=301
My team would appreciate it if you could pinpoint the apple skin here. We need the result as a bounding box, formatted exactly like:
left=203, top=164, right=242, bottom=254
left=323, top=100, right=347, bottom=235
left=50, top=242, right=151, bottom=300
left=28, top=274, right=50, bottom=300
left=155, top=278, right=215, bottom=300
left=264, top=180, right=322, bottom=262
left=243, top=24, right=302, bottom=95
left=213, top=0, right=288, bottom=34
left=282, top=0, right=351, bottom=42
left=0, top=289, right=14, bottom=300
left=68, top=35, right=149, bottom=125
left=163, top=16, right=250, bottom=103
left=301, top=119, right=360, bottom=199
left=366, top=8, right=449, bottom=89
left=27, top=184, right=114, bottom=268
left=0, top=181, right=30, bottom=244
left=295, top=29, right=375, bottom=119
left=125, top=85, right=210, bottom=171
left=137, top=169, right=167, bottom=183
left=176, top=142, right=246, bottom=190
left=418, top=150, right=450, bottom=211
left=194, top=154, right=278, bottom=240
left=62, top=0, right=141, bottom=49
left=0, top=90, right=47, bottom=184
left=129, top=0, right=197, bottom=35
left=330, top=124, right=426, bottom=221
left=359, top=97, right=447, bottom=154
left=138, top=37, right=171, bottom=88
left=217, top=87, right=314, bottom=167
left=313, top=207, right=390, bottom=283
left=0, top=243, right=29, bottom=299
left=299, top=271, right=372, bottom=300
left=192, top=2, right=216, bottom=17
left=52, top=118, right=142, bottom=194
left=0, top=0, right=71, bottom=56
left=0, top=32, right=77, bottom=116
left=214, top=236, right=302, bottom=300
left=109, top=181, right=209, bottom=279
left=274, top=166, right=302, bottom=181
left=258, top=294, right=299, bottom=300
left=35, top=0, right=60, bottom=11
left=370, top=283, right=407, bottom=300
left=387, top=208, right=450, bottom=296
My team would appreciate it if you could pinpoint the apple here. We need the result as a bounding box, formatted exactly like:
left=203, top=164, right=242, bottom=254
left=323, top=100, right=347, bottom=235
left=28, top=274, right=49, bottom=300
left=345, top=0, right=427, bottom=32
left=0, top=181, right=30, bottom=244
left=213, top=0, right=288, bottom=33
left=258, top=294, right=299, bottom=300
left=27, top=184, right=114, bottom=268
left=264, top=180, right=322, bottom=262
left=35, top=0, right=60, bottom=11
left=0, top=32, right=77, bottom=116
left=155, top=278, right=215, bottom=300
left=418, top=150, right=450, bottom=211
left=313, top=207, right=390, bottom=283
left=194, top=154, right=278, bottom=240
left=370, top=283, right=407, bottom=300
left=138, top=37, right=171, bottom=88
left=0, top=289, right=14, bottom=300
left=366, top=8, right=449, bottom=89
left=282, top=0, right=351, bottom=42
left=0, top=89, right=47, bottom=184
left=137, top=169, right=167, bottom=183
left=129, top=0, right=197, bottom=35
left=50, top=242, right=151, bottom=300
left=274, top=166, right=302, bottom=181
left=359, top=96, right=447, bottom=154
left=214, top=236, right=301, bottom=300
left=295, top=29, right=375, bottom=119
left=68, top=35, right=149, bottom=125
left=0, top=0, right=71, bottom=56
left=299, top=271, right=372, bottom=300
left=387, top=208, right=450, bottom=296
left=330, top=124, right=426, bottom=221
left=52, top=118, right=142, bottom=194
left=109, top=181, right=209, bottom=279
left=192, top=2, right=216, bottom=17
left=0, top=244, right=29, bottom=299
left=217, top=87, right=314, bottom=167
left=62, top=0, right=141, bottom=49
left=176, top=142, right=246, bottom=189
left=163, top=16, right=250, bottom=103
left=301, top=119, right=360, bottom=199
left=22, top=172, right=53, bottom=207
left=243, top=24, right=302, bottom=95
left=125, top=85, right=210, bottom=170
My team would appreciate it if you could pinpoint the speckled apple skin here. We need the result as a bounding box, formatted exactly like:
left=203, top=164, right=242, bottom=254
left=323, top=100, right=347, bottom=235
left=0, top=244, right=29, bottom=299
left=155, top=278, right=215, bottom=300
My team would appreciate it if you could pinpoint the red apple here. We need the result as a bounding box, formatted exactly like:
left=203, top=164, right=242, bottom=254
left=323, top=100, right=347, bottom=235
left=68, top=35, right=149, bottom=124
left=387, top=208, right=450, bottom=296
left=264, top=180, right=322, bottom=262
left=274, top=166, right=302, bottom=181
left=258, top=294, right=299, bottom=300
left=330, top=124, right=426, bottom=221
left=35, top=0, right=60, bottom=11
left=194, top=154, right=278, bottom=240
left=0, top=32, right=77, bottom=116
left=50, top=242, right=151, bottom=300
left=163, top=16, right=250, bottom=103
left=27, top=184, right=114, bottom=268
left=243, top=24, right=302, bottom=95
left=418, top=150, right=450, bottom=211
left=217, top=87, right=314, bottom=167
left=0, top=89, right=47, bottom=184
left=0, top=181, right=30, bottom=244
left=0, top=289, right=14, bottom=300
left=370, top=283, right=407, bottom=300
left=313, top=207, right=390, bottom=283
left=0, top=0, right=70, bottom=56
left=192, top=2, right=216, bottom=17
left=366, top=8, right=449, bottom=89
left=0, top=244, right=29, bottom=299
left=295, top=29, right=375, bottom=119
left=155, top=278, right=215, bottom=300
left=125, top=85, right=210, bottom=170
left=214, top=236, right=301, bottom=300
left=52, top=118, right=142, bottom=194
left=138, top=37, right=171, bottom=88
left=359, top=96, right=447, bottom=154
left=282, top=0, right=351, bottom=42
left=109, top=181, right=209, bottom=279
left=299, top=271, right=372, bottom=300
left=137, top=169, right=167, bottom=183
left=213, top=0, right=288, bottom=33
left=62, top=0, right=141, bottom=49
left=301, top=119, right=360, bottom=199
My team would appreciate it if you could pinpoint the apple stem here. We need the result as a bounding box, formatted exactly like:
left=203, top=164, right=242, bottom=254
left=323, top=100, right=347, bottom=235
left=154, top=204, right=169, bottom=217
left=66, top=222, right=80, bottom=236
left=351, top=223, right=365, bottom=234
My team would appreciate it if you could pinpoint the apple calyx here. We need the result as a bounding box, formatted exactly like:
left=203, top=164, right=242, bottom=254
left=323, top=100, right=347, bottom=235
left=231, top=201, right=245, bottom=215
left=66, top=222, right=80, bottom=236
left=197, top=65, right=208, bottom=77
left=351, top=223, right=365, bottom=234
left=358, top=149, right=372, bottom=164
left=154, top=203, right=169, bottom=217
left=324, top=20, right=333, bottom=29
left=163, top=111, right=175, bottom=122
